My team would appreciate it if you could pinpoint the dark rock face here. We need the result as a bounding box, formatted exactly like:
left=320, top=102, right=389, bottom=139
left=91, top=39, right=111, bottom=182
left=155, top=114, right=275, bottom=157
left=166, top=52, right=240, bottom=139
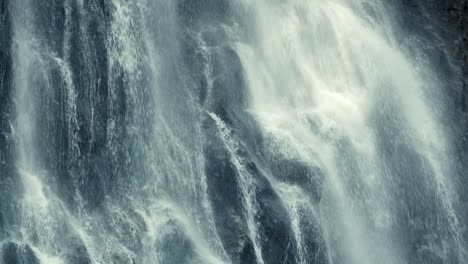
left=2, top=242, right=39, bottom=264
left=180, top=1, right=306, bottom=261
left=254, top=174, right=297, bottom=264
left=63, top=236, right=92, bottom=264
left=203, top=117, right=253, bottom=263
left=0, top=0, right=467, bottom=263
left=0, top=0, right=20, bottom=241
left=203, top=117, right=304, bottom=264
left=177, top=0, right=230, bottom=25
left=155, top=221, right=195, bottom=264
left=200, top=46, right=299, bottom=262
left=270, top=158, right=324, bottom=203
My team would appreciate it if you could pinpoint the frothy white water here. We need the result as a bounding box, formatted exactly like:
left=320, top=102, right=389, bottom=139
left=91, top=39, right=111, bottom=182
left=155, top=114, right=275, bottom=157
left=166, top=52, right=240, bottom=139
left=273, top=183, right=320, bottom=264
left=4, top=0, right=466, bottom=263
left=137, top=199, right=225, bottom=264
left=19, top=169, right=49, bottom=211
left=235, top=0, right=464, bottom=263
left=9, top=1, right=95, bottom=262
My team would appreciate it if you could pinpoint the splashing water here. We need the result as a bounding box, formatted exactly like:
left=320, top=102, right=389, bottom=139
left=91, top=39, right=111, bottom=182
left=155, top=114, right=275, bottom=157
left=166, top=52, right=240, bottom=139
left=1, top=0, right=466, bottom=263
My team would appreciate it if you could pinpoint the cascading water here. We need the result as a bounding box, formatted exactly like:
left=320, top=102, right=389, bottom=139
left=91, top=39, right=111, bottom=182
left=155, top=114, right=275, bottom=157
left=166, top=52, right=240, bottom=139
left=0, top=0, right=467, bottom=264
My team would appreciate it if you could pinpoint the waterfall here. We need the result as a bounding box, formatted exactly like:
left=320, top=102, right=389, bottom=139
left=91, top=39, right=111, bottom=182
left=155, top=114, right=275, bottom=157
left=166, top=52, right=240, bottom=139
left=0, top=0, right=467, bottom=263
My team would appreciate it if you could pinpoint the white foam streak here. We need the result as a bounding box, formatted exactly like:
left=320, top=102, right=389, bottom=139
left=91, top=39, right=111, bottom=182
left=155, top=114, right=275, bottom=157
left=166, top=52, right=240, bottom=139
left=235, top=0, right=463, bottom=263
left=209, top=112, right=265, bottom=264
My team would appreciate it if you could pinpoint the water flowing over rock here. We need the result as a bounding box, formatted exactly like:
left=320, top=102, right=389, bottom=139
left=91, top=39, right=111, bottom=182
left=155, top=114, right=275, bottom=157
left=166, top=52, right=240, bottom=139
left=0, top=0, right=467, bottom=263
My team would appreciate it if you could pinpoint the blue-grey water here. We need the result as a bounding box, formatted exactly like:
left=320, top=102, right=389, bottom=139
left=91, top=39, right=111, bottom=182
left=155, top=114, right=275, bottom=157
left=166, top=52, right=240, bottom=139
left=0, top=0, right=467, bottom=263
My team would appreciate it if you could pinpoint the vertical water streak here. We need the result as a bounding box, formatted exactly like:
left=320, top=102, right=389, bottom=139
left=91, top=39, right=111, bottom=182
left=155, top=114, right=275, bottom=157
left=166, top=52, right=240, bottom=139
left=234, top=0, right=466, bottom=263
left=2, top=0, right=467, bottom=263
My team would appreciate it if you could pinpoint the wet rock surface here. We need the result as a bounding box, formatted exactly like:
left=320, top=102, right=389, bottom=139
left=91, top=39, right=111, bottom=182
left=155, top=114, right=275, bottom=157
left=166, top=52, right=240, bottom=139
left=2, top=242, right=39, bottom=264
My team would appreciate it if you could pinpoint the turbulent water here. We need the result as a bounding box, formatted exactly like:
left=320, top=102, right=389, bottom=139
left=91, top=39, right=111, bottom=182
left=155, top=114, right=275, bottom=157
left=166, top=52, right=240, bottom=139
left=0, top=0, right=467, bottom=263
